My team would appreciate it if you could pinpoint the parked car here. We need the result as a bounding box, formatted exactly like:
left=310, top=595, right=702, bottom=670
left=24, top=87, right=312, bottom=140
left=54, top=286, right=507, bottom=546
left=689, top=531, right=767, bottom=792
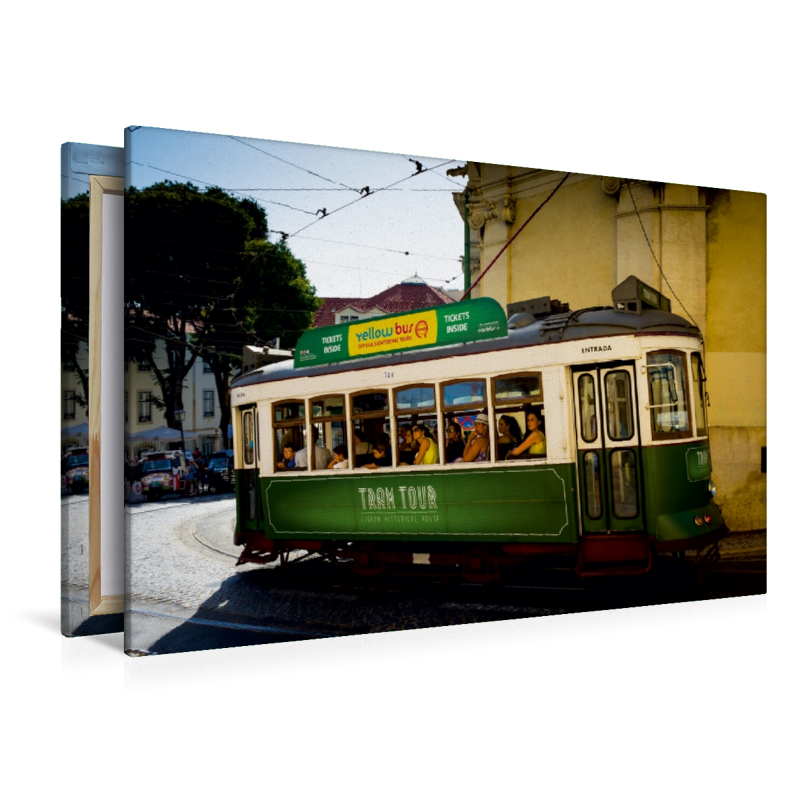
left=206, top=450, right=234, bottom=493
left=64, top=448, right=89, bottom=494
left=140, top=451, right=188, bottom=501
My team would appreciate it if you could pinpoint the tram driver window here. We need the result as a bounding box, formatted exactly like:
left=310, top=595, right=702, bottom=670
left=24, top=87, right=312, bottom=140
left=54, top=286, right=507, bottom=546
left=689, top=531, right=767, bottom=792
left=647, top=352, right=691, bottom=440
left=492, top=373, right=545, bottom=460
left=273, top=401, right=307, bottom=471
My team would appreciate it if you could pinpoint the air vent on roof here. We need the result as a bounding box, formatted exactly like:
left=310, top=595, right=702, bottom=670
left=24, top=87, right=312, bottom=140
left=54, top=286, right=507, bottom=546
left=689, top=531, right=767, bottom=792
left=507, top=296, right=570, bottom=329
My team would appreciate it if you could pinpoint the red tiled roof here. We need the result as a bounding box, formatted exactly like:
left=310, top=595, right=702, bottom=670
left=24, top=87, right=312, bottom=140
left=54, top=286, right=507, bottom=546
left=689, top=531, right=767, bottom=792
left=313, top=281, right=455, bottom=328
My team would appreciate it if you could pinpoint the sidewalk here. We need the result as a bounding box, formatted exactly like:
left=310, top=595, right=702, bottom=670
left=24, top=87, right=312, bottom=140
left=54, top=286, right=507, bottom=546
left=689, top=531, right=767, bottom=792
left=717, top=529, right=766, bottom=558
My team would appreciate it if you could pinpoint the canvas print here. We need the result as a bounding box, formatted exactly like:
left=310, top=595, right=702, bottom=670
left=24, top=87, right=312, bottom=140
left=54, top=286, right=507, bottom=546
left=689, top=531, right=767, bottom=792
left=61, top=142, right=125, bottom=636
left=123, top=125, right=765, bottom=657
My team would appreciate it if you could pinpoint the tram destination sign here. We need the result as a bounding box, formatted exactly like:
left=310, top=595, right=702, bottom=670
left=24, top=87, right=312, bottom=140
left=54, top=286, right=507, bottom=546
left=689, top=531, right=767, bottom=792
left=294, top=297, right=508, bottom=368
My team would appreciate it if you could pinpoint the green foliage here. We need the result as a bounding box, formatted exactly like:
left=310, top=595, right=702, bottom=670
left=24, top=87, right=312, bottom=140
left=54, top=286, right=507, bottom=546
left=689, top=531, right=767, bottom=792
left=125, top=181, right=319, bottom=432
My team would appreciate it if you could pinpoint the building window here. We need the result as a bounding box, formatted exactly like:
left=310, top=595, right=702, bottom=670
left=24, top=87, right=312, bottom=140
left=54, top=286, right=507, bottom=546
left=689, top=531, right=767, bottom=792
left=137, top=360, right=151, bottom=371
left=203, top=361, right=213, bottom=373
left=64, top=361, right=75, bottom=372
left=203, top=390, right=215, bottom=417
left=64, top=391, right=76, bottom=420
left=340, top=314, right=359, bottom=323
left=138, top=392, right=152, bottom=423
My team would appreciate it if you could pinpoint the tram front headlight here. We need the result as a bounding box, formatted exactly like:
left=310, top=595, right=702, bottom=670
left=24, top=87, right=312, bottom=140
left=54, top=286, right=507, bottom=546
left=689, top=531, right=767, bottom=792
left=708, top=479, right=716, bottom=498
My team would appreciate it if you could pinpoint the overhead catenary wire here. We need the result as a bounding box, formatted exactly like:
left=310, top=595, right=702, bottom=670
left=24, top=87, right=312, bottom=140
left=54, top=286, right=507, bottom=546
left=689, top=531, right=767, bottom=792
left=625, top=180, right=701, bottom=331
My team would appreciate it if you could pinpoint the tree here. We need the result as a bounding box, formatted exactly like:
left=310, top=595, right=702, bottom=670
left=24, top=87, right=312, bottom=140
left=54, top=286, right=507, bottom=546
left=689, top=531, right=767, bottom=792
left=61, top=192, right=91, bottom=411
left=125, top=181, right=319, bottom=437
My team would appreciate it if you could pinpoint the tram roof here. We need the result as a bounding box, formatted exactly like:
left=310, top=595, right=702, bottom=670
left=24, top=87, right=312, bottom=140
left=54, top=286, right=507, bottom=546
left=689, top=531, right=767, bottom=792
left=231, top=306, right=700, bottom=389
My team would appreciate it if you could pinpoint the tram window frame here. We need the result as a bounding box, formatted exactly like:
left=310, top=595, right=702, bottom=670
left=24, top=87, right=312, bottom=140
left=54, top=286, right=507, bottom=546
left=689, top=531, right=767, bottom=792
left=394, top=384, right=440, bottom=466
left=604, top=370, right=634, bottom=442
left=310, top=394, right=347, bottom=462
left=242, top=409, right=256, bottom=467
left=610, top=449, right=639, bottom=519
left=646, top=350, right=692, bottom=441
left=272, top=399, right=308, bottom=472
left=350, top=390, right=391, bottom=468
left=492, top=372, right=544, bottom=407
left=440, top=378, right=488, bottom=463
left=492, top=372, right=545, bottom=462
left=690, top=353, right=708, bottom=437
left=577, top=374, right=598, bottom=443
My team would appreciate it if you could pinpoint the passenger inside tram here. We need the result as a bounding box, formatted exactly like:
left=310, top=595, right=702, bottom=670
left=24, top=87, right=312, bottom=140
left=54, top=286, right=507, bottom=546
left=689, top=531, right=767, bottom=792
left=508, top=406, right=546, bottom=458
left=327, top=445, right=349, bottom=470
left=276, top=445, right=297, bottom=470
left=445, top=420, right=465, bottom=462
left=295, top=426, right=333, bottom=470
left=461, top=413, right=490, bottom=462
left=398, top=425, right=417, bottom=464
left=363, top=442, right=392, bottom=469
left=412, top=424, right=439, bottom=465
left=496, top=414, right=523, bottom=461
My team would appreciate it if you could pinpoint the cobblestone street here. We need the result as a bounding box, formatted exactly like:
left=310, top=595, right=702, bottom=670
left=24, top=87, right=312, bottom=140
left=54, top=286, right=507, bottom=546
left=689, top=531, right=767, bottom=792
left=60, top=492, right=766, bottom=655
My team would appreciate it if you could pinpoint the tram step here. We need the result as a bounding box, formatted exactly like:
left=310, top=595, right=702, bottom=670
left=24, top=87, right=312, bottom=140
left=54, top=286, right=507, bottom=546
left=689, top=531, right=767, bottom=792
left=576, top=534, right=652, bottom=577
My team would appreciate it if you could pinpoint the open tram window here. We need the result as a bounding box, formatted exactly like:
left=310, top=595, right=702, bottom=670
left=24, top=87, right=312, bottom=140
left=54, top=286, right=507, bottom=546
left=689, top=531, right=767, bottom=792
left=647, top=352, right=691, bottom=440
left=351, top=390, right=391, bottom=468
left=273, top=400, right=307, bottom=471
left=492, top=372, right=545, bottom=460
left=395, top=385, right=439, bottom=466
left=440, top=379, right=487, bottom=463
left=604, top=370, right=633, bottom=441
left=311, top=395, right=346, bottom=467
left=690, top=353, right=708, bottom=437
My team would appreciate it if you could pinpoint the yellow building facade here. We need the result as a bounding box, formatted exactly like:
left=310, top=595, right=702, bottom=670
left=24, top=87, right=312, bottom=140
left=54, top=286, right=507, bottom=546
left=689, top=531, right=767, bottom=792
left=459, top=165, right=766, bottom=532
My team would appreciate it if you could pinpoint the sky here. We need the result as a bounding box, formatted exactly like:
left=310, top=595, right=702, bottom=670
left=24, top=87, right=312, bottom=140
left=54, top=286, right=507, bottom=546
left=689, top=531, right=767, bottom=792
left=126, top=126, right=469, bottom=300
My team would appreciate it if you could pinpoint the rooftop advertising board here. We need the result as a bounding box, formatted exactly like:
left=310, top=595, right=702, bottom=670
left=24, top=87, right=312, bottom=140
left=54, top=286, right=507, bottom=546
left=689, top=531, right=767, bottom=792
left=294, top=297, right=508, bottom=369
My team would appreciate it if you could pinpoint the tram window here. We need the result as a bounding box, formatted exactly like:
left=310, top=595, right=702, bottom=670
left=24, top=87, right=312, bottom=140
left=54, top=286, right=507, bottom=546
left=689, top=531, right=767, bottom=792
left=647, top=352, right=691, bottom=440
left=691, top=354, right=708, bottom=437
left=583, top=452, right=602, bottom=519
left=493, top=373, right=545, bottom=462
left=242, top=410, right=255, bottom=466
left=352, top=390, right=391, bottom=467
left=578, top=374, right=598, bottom=443
left=604, top=371, right=633, bottom=441
left=273, top=400, right=308, bottom=471
left=610, top=450, right=638, bottom=519
left=493, top=373, right=543, bottom=404
left=441, top=379, right=488, bottom=462
left=493, top=410, right=525, bottom=462
left=311, top=395, right=346, bottom=464
left=395, top=385, right=439, bottom=465
left=442, top=380, right=485, bottom=408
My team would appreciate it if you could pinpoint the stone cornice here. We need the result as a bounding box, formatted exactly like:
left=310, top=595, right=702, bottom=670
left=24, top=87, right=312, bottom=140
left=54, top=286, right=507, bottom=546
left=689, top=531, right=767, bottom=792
left=614, top=204, right=709, bottom=218
left=469, top=193, right=516, bottom=229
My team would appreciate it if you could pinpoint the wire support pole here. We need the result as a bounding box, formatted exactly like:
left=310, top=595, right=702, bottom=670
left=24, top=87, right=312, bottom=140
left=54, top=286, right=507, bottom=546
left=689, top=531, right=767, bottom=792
left=463, top=172, right=571, bottom=299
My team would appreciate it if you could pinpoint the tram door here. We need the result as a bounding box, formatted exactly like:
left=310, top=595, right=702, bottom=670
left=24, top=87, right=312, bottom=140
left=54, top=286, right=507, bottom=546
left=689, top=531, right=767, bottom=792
left=572, top=364, right=644, bottom=533
left=238, top=405, right=261, bottom=532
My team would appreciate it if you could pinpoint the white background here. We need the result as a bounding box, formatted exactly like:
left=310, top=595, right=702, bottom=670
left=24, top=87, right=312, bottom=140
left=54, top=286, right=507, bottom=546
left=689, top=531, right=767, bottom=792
left=1, top=3, right=793, bottom=798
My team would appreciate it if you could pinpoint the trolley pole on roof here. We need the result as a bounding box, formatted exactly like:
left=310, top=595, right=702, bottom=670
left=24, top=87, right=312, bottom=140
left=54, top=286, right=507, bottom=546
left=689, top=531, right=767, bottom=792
left=463, top=189, right=471, bottom=300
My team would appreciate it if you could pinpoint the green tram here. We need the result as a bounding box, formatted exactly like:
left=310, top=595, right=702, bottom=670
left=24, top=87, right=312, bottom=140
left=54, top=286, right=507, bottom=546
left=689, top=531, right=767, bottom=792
left=229, top=277, right=725, bottom=580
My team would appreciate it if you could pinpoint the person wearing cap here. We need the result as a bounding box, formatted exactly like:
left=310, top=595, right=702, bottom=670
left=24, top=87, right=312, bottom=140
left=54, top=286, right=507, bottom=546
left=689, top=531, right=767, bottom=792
left=462, top=413, right=490, bottom=462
